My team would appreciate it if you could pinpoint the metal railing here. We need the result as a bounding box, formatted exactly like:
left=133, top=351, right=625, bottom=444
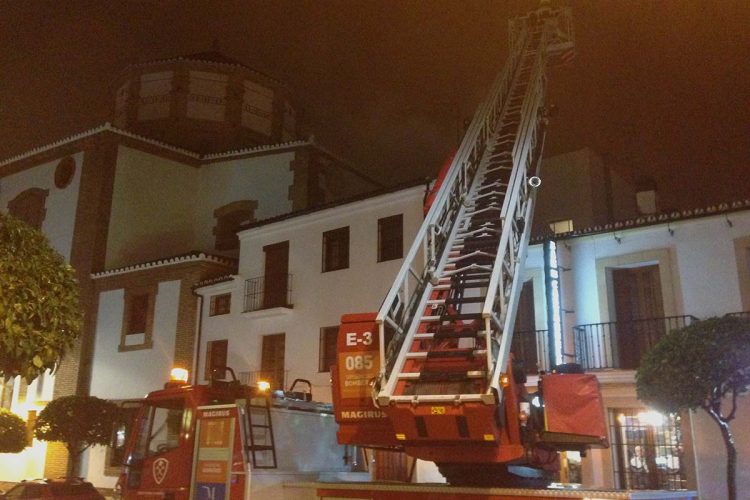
left=244, top=273, right=292, bottom=312
left=726, top=310, right=750, bottom=321
left=511, top=329, right=550, bottom=374
left=238, top=370, right=289, bottom=391
left=572, top=315, right=698, bottom=370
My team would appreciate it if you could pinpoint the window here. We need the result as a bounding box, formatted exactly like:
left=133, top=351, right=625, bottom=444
left=610, top=409, right=686, bottom=490
left=132, top=398, right=188, bottom=460
left=319, top=326, right=339, bottom=372
left=107, top=401, right=141, bottom=473
left=213, top=200, right=257, bottom=251
left=322, top=226, right=349, bottom=272
left=7, top=188, right=49, bottom=230
left=261, top=334, right=286, bottom=390
left=549, top=218, right=574, bottom=235
left=209, top=293, right=231, bottom=316
left=378, top=214, right=403, bottom=262
left=120, top=287, right=156, bottom=351
left=205, top=339, right=228, bottom=381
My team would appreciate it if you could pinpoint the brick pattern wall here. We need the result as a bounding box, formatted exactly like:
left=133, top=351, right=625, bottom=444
left=44, top=134, right=120, bottom=479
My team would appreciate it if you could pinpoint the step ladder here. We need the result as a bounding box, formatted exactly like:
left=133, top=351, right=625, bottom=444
left=246, top=396, right=278, bottom=469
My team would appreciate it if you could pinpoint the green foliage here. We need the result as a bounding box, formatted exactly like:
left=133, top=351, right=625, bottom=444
left=0, top=213, right=82, bottom=382
left=34, top=395, right=119, bottom=457
left=636, top=316, right=750, bottom=414
left=0, top=407, right=27, bottom=453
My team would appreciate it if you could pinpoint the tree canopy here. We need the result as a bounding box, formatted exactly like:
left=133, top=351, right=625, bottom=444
left=34, top=395, right=119, bottom=475
left=636, top=315, right=750, bottom=500
left=0, top=407, right=27, bottom=453
left=636, top=316, right=750, bottom=414
left=0, top=212, right=82, bottom=382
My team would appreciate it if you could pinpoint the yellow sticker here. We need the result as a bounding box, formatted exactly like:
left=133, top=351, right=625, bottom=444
left=483, top=434, right=495, bottom=441
left=396, top=433, right=406, bottom=440
left=431, top=406, right=446, bottom=415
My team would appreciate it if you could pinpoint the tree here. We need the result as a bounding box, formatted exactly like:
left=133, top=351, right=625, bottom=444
left=0, top=407, right=27, bottom=453
left=636, top=316, right=750, bottom=500
left=34, top=395, right=119, bottom=476
left=0, top=212, right=82, bottom=382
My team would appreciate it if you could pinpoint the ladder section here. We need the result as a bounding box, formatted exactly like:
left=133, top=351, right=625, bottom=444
left=245, top=396, right=278, bottom=469
left=388, top=27, right=546, bottom=402
left=375, top=4, right=574, bottom=416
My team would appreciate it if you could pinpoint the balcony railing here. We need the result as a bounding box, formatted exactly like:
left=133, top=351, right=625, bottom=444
left=244, top=273, right=292, bottom=312
left=573, top=315, right=698, bottom=370
left=726, top=310, right=750, bottom=321
left=238, top=370, right=289, bottom=391
left=511, top=329, right=550, bottom=374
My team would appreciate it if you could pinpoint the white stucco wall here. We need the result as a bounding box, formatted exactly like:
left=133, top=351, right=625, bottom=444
left=197, top=186, right=424, bottom=402
left=0, top=152, right=84, bottom=261
left=89, top=280, right=181, bottom=400
left=194, top=152, right=296, bottom=251
left=106, top=146, right=199, bottom=268
left=564, top=210, right=750, bottom=326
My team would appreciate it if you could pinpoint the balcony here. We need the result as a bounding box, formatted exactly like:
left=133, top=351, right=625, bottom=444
left=573, top=315, right=698, bottom=370
left=244, top=273, right=293, bottom=313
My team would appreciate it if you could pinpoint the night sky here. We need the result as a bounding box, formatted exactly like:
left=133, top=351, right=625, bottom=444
left=1, top=1, right=748, bottom=210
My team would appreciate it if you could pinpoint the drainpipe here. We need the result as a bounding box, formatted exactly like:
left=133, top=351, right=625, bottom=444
left=192, top=292, right=204, bottom=385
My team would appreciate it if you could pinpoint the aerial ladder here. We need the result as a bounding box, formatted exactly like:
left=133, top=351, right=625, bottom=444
left=333, top=2, right=608, bottom=487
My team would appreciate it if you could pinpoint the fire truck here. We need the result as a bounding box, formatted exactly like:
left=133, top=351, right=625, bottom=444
left=114, top=369, right=360, bottom=499
left=331, top=0, right=611, bottom=488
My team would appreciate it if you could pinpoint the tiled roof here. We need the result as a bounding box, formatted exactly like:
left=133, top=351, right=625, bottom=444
left=0, top=123, right=316, bottom=166
left=91, top=251, right=236, bottom=279
left=532, top=198, right=750, bottom=243
left=130, top=50, right=282, bottom=85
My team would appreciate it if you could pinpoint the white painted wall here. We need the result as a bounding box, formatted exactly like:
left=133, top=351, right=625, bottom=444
left=106, top=146, right=199, bottom=268
left=89, top=280, right=181, bottom=399
left=194, top=152, right=296, bottom=251
left=197, top=186, right=424, bottom=402
left=0, top=152, right=84, bottom=261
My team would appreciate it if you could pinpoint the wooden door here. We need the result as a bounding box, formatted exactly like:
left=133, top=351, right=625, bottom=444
left=261, top=334, right=286, bottom=390
left=263, top=241, right=289, bottom=308
left=612, top=265, right=664, bottom=369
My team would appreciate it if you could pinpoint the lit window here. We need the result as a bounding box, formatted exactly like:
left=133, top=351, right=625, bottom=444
left=319, top=326, right=339, bottom=372
left=209, top=293, right=231, bottom=316
left=549, top=219, right=574, bottom=234
left=322, top=227, right=349, bottom=272
left=378, top=214, right=403, bottom=262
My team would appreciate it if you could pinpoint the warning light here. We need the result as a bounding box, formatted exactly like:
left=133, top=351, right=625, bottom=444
left=170, top=368, right=189, bottom=383
left=500, top=374, right=510, bottom=387
left=257, top=380, right=271, bottom=392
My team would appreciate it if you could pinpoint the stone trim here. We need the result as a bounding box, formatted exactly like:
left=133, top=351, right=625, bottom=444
left=119, top=284, right=158, bottom=352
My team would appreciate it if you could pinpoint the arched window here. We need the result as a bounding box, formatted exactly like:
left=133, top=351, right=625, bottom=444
left=213, top=200, right=257, bottom=251
left=7, top=188, right=49, bottom=229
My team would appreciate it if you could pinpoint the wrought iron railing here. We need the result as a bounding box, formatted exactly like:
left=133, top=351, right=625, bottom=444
left=726, top=310, right=750, bottom=321
left=244, top=273, right=292, bottom=312
left=238, top=370, right=289, bottom=391
left=573, top=315, right=698, bottom=370
left=511, top=329, right=550, bottom=374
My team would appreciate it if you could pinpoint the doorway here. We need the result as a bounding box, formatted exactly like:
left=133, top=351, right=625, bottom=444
left=611, top=265, right=664, bottom=369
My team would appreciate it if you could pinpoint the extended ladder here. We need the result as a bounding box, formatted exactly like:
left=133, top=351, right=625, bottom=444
left=374, top=4, right=574, bottom=448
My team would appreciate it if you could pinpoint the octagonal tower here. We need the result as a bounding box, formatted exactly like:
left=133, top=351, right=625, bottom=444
left=112, top=51, right=298, bottom=153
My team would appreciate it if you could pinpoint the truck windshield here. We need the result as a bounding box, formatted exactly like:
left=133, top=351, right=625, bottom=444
left=133, top=398, right=188, bottom=459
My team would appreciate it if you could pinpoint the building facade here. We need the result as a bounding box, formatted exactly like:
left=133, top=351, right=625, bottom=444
left=0, top=52, right=747, bottom=499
